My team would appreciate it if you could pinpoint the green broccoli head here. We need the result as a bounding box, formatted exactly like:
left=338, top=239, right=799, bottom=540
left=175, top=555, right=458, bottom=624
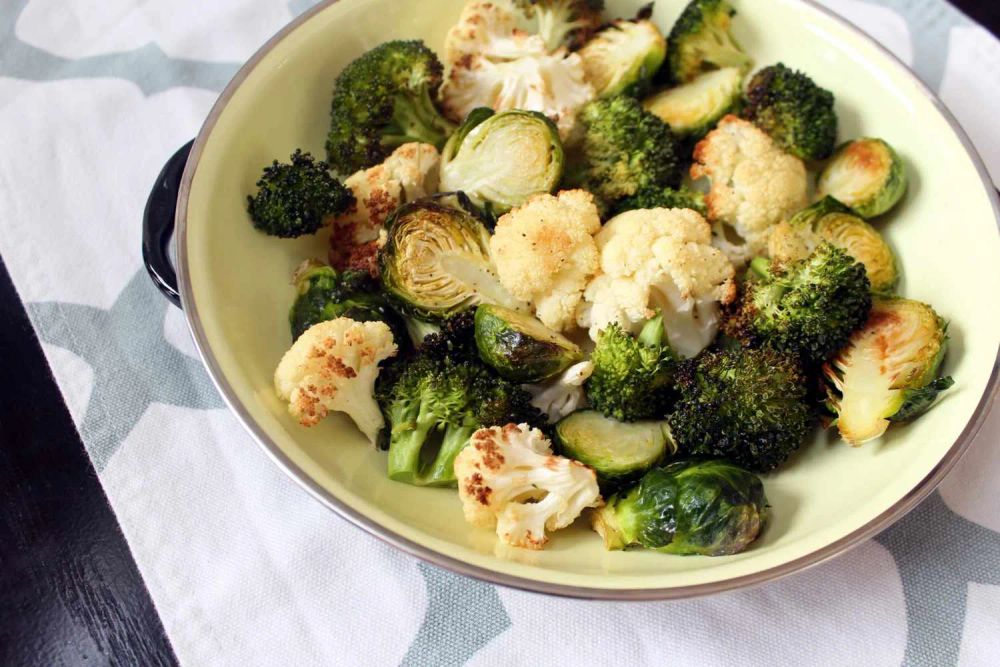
left=571, top=96, right=683, bottom=205
left=724, top=244, right=872, bottom=363
left=288, top=262, right=406, bottom=344
left=326, top=40, right=455, bottom=173
left=586, top=314, right=678, bottom=422
left=246, top=149, right=354, bottom=238
left=612, top=186, right=707, bottom=216
left=376, top=352, right=544, bottom=486
left=666, top=348, right=813, bottom=472
left=417, top=310, right=478, bottom=360
left=665, top=0, right=752, bottom=84
left=742, top=63, right=838, bottom=160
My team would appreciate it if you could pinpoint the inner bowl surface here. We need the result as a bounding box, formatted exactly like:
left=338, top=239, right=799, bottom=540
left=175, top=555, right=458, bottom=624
left=178, top=0, right=1000, bottom=597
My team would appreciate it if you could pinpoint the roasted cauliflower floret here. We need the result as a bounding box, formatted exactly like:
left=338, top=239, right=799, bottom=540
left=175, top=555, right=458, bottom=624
left=690, top=115, right=808, bottom=265
left=490, top=190, right=601, bottom=331
left=441, top=1, right=595, bottom=138
left=577, top=208, right=736, bottom=358
left=525, top=360, right=595, bottom=423
left=274, top=318, right=397, bottom=442
left=330, top=143, right=440, bottom=246
left=455, top=423, right=602, bottom=549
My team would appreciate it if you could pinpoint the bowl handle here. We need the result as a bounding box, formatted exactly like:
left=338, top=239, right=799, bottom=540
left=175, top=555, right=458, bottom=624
left=142, top=140, right=193, bottom=309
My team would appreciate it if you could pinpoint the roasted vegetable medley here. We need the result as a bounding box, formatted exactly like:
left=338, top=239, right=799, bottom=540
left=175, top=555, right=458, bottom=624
left=254, top=0, right=954, bottom=556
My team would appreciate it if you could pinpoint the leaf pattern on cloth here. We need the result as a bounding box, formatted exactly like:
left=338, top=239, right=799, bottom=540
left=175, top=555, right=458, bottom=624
left=28, top=270, right=224, bottom=471
left=400, top=564, right=511, bottom=667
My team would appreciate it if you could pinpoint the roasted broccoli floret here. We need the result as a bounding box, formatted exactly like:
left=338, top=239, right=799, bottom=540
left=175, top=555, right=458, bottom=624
left=612, top=186, right=706, bottom=216
left=742, top=63, right=837, bottom=161
left=246, top=150, right=354, bottom=238
left=569, top=96, right=683, bottom=206
left=666, top=348, right=813, bottom=472
left=664, top=0, right=752, bottom=84
left=326, top=40, right=455, bottom=173
left=288, top=261, right=406, bottom=344
left=418, top=310, right=478, bottom=360
left=586, top=313, right=677, bottom=422
left=513, top=0, right=605, bottom=51
left=724, top=244, right=872, bottom=364
left=376, top=352, right=545, bottom=486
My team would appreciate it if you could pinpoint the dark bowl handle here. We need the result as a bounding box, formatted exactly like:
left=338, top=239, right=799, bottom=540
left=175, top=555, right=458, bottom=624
left=142, top=140, right=193, bottom=309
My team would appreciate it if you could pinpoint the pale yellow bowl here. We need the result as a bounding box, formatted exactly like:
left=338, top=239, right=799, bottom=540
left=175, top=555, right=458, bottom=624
left=176, top=0, right=1000, bottom=598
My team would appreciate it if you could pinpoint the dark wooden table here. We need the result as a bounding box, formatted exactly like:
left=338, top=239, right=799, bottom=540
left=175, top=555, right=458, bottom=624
left=1, top=3, right=997, bottom=664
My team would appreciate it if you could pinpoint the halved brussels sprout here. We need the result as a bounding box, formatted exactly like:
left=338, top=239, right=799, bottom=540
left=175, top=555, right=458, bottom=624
left=578, top=19, right=667, bottom=98
left=555, top=410, right=674, bottom=490
left=592, top=460, right=768, bottom=556
left=769, top=196, right=899, bottom=292
left=474, top=304, right=582, bottom=383
left=379, top=198, right=528, bottom=320
left=439, top=109, right=564, bottom=215
left=824, top=296, right=952, bottom=445
left=817, top=138, right=907, bottom=218
left=643, top=67, right=744, bottom=139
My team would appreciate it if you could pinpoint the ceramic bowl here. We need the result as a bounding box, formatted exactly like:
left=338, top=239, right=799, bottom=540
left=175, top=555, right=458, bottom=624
left=164, top=0, right=1000, bottom=598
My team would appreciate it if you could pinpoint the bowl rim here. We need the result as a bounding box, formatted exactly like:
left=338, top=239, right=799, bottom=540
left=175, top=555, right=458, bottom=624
left=175, top=0, right=1000, bottom=600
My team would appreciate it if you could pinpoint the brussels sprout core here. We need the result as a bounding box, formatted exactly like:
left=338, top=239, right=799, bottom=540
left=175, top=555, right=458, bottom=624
left=440, top=109, right=564, bottom=214
left=817, top=138, right=907, bottom=218
left=379, top=199, right=528, bottom=320
left=643, top=67, right=744, bottom=139
left=593, top=460, right=768, bottom=556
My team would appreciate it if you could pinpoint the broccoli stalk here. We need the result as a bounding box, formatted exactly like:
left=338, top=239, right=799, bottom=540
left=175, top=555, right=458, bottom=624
left=569, top=96, right=683, bottom=209
left=665, top=0, right=752, bottom=84
left=724, top=244, right=872, bottom=364
left=327, top=40, right=455, bottom=173
left=666, top=348, right=813, bottom=472
left=377, top=350, right=545, bottom=487
left=586, top=313, right=677, bottom=422
left=742, top=63, right=838, bottom=161
left=246, top=150, right=354, bottom=238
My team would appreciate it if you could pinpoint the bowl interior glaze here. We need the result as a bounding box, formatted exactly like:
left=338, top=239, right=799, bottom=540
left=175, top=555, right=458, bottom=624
left=179, top=0, right=1000, bottom=597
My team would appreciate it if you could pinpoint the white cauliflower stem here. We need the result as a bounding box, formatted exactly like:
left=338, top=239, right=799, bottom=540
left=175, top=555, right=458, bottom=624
left=577, top=208, right=736, bottom=358
left=490, top=190, right=601, bottom=331
left=455, top=423, right=601, bottom=549
left=690, top=115, right=808, bottom=265
left=525, top=360, right=594, bottom=423
left=441, top=0, right=595, bottom=139
left=274, top=318, right=397, bottom=443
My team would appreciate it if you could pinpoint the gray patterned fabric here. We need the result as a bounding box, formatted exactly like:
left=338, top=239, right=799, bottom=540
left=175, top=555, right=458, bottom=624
left=0, top=1, right=998, bottom=665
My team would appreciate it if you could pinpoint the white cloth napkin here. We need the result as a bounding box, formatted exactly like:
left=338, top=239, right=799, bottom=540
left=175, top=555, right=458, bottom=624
left=1, top=1, right=998, bottom=665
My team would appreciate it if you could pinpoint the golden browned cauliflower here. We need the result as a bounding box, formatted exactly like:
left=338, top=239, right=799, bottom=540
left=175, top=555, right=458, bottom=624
left=576, top=207, right=736, bottom=358
left=489, top=190, right=601, bottom=331
left=328, top=143, right=440, bottom=275
left=690, top=115, right=808, bottom=265
left=455, top=423, right=601, bottom=550
left=273, top=318, right=397, bottom=442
